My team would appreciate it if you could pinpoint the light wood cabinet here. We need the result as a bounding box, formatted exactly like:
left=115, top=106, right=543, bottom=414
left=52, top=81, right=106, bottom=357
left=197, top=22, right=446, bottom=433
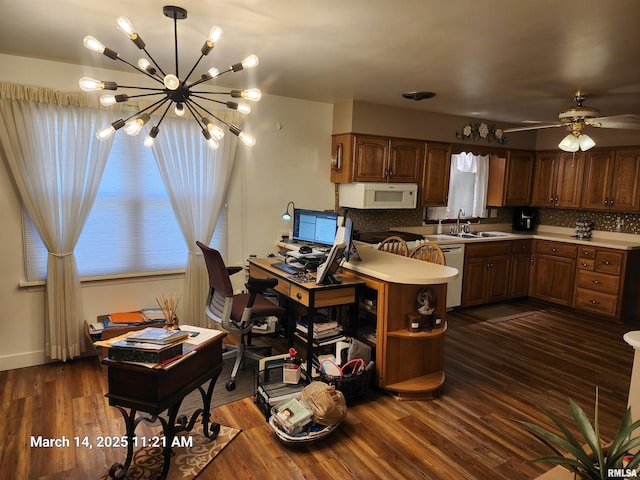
left=581, top=147, right=640, bottom=211
left=420, top=142, right=452, bottom=206
left=343, top=270, right=447, bottom=400
left=530, top=240, right=577, bottom=306
left=531, top=151, right=584, bottom=208
left=461, top=242, right=512, bottom=307
left=486, top=150, right=534, bottom=207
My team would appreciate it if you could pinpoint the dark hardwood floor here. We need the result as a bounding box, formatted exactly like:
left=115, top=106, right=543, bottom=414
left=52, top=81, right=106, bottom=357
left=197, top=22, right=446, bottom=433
left=1, top=299, right=635, bottom=479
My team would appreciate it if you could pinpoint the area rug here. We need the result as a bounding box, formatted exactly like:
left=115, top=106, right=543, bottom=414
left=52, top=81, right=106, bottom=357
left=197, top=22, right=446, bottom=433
left=464, top=303, right=543, bottom=324
left=100, top=423, right=240, bottom=480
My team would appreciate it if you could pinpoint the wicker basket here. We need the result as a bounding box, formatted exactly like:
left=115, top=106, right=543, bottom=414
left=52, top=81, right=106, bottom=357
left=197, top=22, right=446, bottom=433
left=319, top=367, right=373, bottom=401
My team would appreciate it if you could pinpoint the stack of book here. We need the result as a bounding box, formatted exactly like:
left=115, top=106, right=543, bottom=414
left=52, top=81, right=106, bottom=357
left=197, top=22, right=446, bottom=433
left=294, top=316, right=345, bottom=347
left=107, top=327, right=190, bottom=367
left=271, top=398, right=314, bottom=435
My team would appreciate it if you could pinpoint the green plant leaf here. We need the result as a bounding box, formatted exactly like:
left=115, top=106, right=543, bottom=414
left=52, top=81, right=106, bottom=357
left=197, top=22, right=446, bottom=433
left=569, top=397, right=604, bottom=473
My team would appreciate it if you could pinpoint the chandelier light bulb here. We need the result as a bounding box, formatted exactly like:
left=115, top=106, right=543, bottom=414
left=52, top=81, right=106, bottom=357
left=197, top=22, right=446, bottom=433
left=144, top=126, right=159, bottom=147
left=208, top=26, right=223, bottom=43
left=100, top=95, right=117, bottom=107
left=116, top=16, right=136, bottom=38
left=79, top=77, right=104, bottom=92
left=578, top=133, right=596, bottom=151
left=206, top=67, right=220, bottom=79
left=558, top=133, right=580, bottom=152
left=241, top=55, right=259, bottom=69
left=124, top=114, right=150, bottom=136
left=241, top=89, right=262, bottom=101
left=96, top=125, right=116, bottom=140
left=174, top=103, right=185, bottom=116
left=237, top=104, right=251, bottom=114
left=210, top=124, right=225, bottom=140
left=137, top=58, right=156, bottom=75
left=238, top=131, right=256, bottom=147
left=83, top=36, right=105, bottom=54
left=164, top=74, right=180, bottom=90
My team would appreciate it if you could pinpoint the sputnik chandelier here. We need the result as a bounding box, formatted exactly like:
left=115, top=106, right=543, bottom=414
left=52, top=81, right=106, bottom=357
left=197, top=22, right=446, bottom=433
left=79, top=5, right=260, bottom=149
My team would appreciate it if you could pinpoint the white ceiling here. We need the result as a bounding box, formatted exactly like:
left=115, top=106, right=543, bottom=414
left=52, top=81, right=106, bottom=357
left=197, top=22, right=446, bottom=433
left=2, top=0, right=640, bottom=129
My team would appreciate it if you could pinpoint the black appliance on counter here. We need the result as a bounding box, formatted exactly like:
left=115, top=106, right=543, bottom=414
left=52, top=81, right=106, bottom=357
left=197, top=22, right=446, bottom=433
left=512, top=207, right=538, bottom=231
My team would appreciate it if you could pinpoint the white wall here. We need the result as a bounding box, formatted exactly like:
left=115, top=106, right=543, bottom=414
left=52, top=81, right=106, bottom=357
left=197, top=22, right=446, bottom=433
left=0, top=54, right=334, bottom=370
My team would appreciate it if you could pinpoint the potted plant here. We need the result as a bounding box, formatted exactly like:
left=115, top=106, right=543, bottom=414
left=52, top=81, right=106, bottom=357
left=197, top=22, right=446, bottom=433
left=514, top=388, right=640, bottom=480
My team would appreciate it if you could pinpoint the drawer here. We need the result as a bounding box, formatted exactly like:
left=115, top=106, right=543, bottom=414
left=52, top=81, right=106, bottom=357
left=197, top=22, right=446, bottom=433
left=575, top=287, right=618, bottom=316
left=578, top=247, right=596, bottom=259
left=577, top=259, right=595, bottom=271
left=576, top=270, right=620, bottom=294
left=465, top=241, right=512, bottom=258
left=511, top=239, right=532, bottom=254
left=595, top=250, right=623, bottom=276
left=290, top=284, right=310, bottom=307
left=534, top=240, right=577, bottom=258
left=251, top=266, right=290, bottom=297
left=289, top=284, right=357, bottom=308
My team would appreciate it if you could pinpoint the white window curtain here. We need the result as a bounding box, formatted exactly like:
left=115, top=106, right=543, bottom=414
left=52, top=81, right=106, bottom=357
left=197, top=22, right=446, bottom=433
left=151, top=113, right=242, bottom=327
left=0, top=83, right=115, bottom=360
left=427, top=152, right=490, bottom=220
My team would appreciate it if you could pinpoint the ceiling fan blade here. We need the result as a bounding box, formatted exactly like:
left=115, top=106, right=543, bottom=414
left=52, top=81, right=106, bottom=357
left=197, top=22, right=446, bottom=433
left=503, top=123, right=565, bottom=133
left=586, top=114, right=640, bottom=130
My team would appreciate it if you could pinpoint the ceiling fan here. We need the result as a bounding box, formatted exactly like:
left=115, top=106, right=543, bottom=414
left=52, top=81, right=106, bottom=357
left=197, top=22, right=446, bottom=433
left=503, top=92, right=640, bottom=152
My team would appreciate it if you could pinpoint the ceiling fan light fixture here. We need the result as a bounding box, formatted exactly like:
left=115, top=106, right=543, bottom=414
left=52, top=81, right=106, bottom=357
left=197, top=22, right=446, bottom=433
left=558, top=132, right=596, bottom=152
left=558, top=133, right=580, bottom=152
left=578, top=133, right=596, bottom=151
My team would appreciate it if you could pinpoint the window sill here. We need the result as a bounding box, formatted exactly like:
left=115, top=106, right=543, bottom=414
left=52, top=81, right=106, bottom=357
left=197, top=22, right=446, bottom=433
left=19, top=269, right=186, bottom=290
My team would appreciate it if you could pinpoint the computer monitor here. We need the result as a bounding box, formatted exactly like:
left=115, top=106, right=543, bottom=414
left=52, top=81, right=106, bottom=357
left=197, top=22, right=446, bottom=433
left=292, top=209, right=338, bottom=246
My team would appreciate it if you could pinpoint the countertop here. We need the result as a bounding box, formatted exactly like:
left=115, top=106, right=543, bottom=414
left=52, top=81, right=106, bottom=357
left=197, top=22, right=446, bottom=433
left=397, top=224, right=640, bottom=251
left=343, top=241, right=459, bottom=285
left=278, top=240, right=459, bottom=285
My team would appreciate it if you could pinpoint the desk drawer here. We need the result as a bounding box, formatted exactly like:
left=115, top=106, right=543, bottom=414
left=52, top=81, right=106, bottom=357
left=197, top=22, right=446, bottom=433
left=289, top=284, right=357, bottom=308
left=251, top=265, right=290, bottom=297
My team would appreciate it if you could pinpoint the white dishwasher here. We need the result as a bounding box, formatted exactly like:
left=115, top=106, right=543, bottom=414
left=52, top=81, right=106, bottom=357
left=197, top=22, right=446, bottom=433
left=440, top=244, right=464, bottom=309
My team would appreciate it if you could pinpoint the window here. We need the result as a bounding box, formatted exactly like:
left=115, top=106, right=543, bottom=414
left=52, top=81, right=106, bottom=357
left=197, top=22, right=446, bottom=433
left=23, top=133, right=225, bottom=281
left=427, top=152, right=489, bottom=221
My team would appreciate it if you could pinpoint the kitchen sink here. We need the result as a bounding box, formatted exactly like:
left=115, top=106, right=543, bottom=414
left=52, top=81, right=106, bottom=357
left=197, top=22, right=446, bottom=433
left=444, top=231, right=513, bottom=239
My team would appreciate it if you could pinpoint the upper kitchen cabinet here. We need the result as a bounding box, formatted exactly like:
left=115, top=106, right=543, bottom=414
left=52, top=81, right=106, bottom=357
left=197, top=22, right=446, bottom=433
left=581, top=147, right=640, bottom=211
left=330, top=134, right=421, bottom=183
left=486, top=149, right=534, bottom=207
left=420, top=142, right=452, bottom=206
left=330, top=133, right=354, bottom=183
left=531, top=151, right=584, bottom=208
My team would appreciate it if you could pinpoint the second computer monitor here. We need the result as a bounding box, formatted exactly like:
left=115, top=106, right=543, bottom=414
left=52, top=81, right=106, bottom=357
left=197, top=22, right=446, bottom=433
left=292, top=209, right=338, bottom=246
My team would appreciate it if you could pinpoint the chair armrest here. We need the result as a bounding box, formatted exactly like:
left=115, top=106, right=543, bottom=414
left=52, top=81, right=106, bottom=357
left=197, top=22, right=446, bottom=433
left=227, top=266, right=243, bottom=276
left=246, top=276, right=278, bottom=294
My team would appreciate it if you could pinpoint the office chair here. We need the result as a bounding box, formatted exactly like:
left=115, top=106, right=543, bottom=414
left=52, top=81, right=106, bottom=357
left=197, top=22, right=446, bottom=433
left=197, top=241, right=286, bottom=391
left=409, top=242, right=446, bottom=265
left=377, top=235, right=409, bottom=256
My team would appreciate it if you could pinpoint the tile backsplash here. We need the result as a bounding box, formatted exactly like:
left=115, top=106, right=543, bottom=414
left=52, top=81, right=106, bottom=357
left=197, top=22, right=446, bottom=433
left=339, top=206, right=640, bottom=235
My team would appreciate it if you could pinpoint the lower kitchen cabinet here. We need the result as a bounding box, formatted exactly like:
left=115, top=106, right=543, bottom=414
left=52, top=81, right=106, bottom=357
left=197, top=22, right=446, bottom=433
left=574, top=245, right=640, bottom=322
left=530, top=240, right=577, bottom=307
left=509, top=239, right=533, bottom=298
left=461, top=242, right=512, bottom=307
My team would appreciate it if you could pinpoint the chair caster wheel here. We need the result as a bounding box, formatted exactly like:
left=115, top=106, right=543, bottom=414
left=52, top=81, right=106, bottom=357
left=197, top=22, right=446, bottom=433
left=226, top=380, right=236, bottom=391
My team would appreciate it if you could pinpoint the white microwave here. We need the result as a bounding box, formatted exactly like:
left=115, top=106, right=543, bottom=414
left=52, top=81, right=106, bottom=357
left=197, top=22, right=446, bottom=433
left=338, top=182, right=418, bottom=209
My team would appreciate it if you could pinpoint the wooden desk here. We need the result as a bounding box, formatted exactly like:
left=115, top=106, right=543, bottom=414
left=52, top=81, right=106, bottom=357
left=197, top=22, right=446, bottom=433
left=101, top=326, right=226, bottom=480
left=249, top=257, right=363, bottom=376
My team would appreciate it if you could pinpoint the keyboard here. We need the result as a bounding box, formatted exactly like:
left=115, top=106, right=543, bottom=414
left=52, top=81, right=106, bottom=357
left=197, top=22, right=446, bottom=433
left=271, top=261, right=304, bottom=275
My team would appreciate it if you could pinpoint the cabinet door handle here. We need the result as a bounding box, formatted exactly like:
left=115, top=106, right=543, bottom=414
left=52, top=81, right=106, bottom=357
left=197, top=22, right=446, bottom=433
left=602, top=261, right=613, bottom=266
left=592, top=280, right=600, bottom=285
left=590, top=300, right=600, bottom=305
left=581, top=263, right=589, bottom=267
left=604, top=198, right=609, bottom=205
left=551, top=248, right=557, bottom=253
left=296, top=293, right=302, bottom=299
left=610, top=198, right=615, bottom=206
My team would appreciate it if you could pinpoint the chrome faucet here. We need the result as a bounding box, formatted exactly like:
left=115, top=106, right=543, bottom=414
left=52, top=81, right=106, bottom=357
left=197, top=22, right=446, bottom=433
left=456, top=208, right=465, bottom=235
